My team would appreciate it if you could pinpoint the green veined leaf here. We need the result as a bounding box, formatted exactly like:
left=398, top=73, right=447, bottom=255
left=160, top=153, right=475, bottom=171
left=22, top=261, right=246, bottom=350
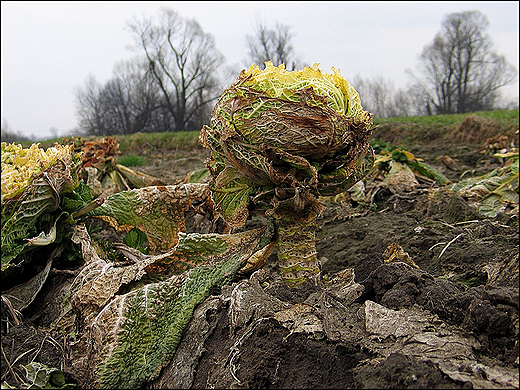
left=123, top=228, right=149, bottom=255
left=211, top=167, right=258, bottom=229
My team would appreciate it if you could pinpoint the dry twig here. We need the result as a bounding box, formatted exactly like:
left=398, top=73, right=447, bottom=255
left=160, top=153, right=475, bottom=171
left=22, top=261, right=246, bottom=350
left=438, top=233, right=464, bottom=260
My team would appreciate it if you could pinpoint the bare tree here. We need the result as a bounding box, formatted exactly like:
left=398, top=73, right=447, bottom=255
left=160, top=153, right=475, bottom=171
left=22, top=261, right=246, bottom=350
left=1, top=119, right=29, bottom=143
left=405, top=81, right=433, bottom=116
left=414, top=10, right=517, bottom=114
left=245, top=21, right=303, bottom=70
left=75, top=57, right=175, bottom=136
left=75, top=75, right=107, bottom=136
left=75, top=74, right=127, bottom=136
left=353, top=76, right=413, bottom=118
left=107, top=58, right=165, bottom=134
left=128, top=8, right=225, bottom=132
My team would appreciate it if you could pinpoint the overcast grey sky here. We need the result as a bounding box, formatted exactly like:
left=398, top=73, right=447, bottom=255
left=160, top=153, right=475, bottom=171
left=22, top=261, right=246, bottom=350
left=1, top=1, right=519, bottom=140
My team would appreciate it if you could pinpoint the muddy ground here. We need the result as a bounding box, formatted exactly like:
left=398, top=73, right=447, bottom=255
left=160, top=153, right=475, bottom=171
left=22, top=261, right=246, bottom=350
left=1, top=134, right=518, bottom=389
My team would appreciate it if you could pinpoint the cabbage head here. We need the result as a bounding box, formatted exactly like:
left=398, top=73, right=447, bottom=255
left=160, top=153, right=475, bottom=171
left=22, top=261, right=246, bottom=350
left=200, top=62, right=375, bottom=286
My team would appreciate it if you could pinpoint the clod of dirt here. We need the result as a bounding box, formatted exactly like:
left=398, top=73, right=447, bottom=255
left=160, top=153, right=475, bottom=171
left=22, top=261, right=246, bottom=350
left=353, top=353, right=462, bottom=389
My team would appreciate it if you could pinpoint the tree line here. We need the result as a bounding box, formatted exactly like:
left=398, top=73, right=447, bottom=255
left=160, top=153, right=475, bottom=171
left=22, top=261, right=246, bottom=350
left=74, top=8, right=518, bottom=136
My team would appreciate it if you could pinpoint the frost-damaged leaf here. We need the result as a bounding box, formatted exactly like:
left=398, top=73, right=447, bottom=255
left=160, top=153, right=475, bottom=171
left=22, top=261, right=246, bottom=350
left=80, top=136, right=119, bottom=171
left=62, top=224, right=177, bottom=322
left=383, top=160, right=420, bottom=193
left=210, top=166, right=257, bottom=229
left=390, top=149, right=451, bottom=185
left=22, top=362, right=67, bottom=389
left=2, top=254, right=54, bottom=312
left=451, top=152, right=518, bottom=217
left=318, top=148, right=374, bottom=196
left=69, top=226, right=273, bottom=389
left=88, top=183, right=213, bottom=251
left=115, top=164, right=166, bottom=188
left=79, top=137, right=166, bottom=198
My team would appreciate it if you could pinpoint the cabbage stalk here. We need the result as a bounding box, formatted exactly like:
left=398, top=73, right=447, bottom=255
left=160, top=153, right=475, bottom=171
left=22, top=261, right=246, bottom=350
left=200, top=62, right=374, bottom=286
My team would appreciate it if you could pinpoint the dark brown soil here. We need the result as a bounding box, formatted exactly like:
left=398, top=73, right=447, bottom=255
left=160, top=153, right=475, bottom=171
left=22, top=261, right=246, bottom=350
left=2, top=135, right=518, bottom=389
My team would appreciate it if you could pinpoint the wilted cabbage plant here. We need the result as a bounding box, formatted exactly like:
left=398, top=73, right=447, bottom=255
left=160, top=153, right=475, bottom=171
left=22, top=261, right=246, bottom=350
left=200, top=62, right=375, bottom=286
left=1, top=142, right=82, bottom=279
